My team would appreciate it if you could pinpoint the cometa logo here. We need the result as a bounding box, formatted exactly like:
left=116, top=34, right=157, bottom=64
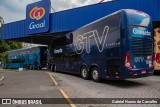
left=29, top=6, right=45, bottom=20
left=133, top=28, right=151, bottom=36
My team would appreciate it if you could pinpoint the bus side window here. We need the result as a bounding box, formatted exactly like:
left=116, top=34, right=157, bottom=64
left=75, top=53, right=81, bottom=61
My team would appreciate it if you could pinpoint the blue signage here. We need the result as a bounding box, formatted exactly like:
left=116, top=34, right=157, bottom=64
left=26, top=0, right=51, bottom=34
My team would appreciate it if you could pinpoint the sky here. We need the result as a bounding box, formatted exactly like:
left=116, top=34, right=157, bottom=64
left=0, top=0, right=110, bottom=24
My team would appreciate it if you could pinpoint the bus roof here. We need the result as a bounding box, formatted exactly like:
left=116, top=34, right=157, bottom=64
left=70, top=9, right=150, bottom=33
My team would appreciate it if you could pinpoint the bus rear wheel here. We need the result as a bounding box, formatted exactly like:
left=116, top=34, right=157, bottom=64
left=81, top=66, right=90, bottom=79
left=51, top=64, right=56, bottom=72
left=91, top=67, right=101, bottom=82
left=29, top=65, right=33, bottom=70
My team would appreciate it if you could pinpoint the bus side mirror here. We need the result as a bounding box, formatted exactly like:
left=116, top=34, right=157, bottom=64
left=69, top=33, right=73, bottom=43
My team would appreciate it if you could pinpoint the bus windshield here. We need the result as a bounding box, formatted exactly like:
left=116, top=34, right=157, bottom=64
left=126, top=10, right=152, bottom=38
left=126, top=10, right=152, bottom=28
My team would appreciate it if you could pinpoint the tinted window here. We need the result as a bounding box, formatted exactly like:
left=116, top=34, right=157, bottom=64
left=64, top=52, right=80, bottom=62
left=73, top=13, right=121, bottom=37
left=126, top=10, right=152, bottom=27
left=10, top=59, right=24, bottom=63
left=54, top=54, right=64, bottom=61
left=102, top=13, right=121, bottom=34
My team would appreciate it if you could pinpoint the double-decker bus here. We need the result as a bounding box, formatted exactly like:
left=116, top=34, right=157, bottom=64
left=4, top=46, right=47, bottom=69
left=49, top=9, right=154, bottom=81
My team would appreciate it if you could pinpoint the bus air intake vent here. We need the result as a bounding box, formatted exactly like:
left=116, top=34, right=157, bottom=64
left=131, top=37, right=152, bottom=56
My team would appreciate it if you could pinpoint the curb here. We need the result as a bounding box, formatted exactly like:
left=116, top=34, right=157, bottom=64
left=48, top=73, right=59, bottom=86
left=0, top=75, right=4, bottom=81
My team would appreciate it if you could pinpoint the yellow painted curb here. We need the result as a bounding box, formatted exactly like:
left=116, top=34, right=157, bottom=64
left=48, top=73, right=59, bottom=86
left=47, top=72, right=76, bottom=107
left=0, top=75, right=4, bottom=81
left=59, top=89, right=76, bottom=107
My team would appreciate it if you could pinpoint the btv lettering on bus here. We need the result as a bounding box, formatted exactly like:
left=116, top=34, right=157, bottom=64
left=134, top=57, right=144, bottom=63
left=29, top=6, right=46, bottom=29
left=74, top=26, right=109, bottom=54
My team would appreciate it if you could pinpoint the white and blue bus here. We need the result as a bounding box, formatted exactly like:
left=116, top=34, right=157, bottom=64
left=49, top=9, right=154, bottom=81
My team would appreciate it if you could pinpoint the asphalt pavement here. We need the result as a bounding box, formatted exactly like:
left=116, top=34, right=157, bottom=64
left=50, top=71, right=160, bottom=107
left=0, top=69, right=160, bottom=107
left=0, top=70, right=69, bottom=107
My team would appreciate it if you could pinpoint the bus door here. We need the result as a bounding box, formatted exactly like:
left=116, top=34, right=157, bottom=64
left=64, top=52, right=70, bottom=71
left=68, top=52, right=81, bottom=73
left=64, top=44, right=80, bottom=73
left=119, top=27, right=126, bottom=78
left=106, top=29, right=121, bottom=78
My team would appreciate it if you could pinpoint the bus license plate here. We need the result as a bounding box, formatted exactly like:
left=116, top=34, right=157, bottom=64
left=141, top=70, right=146, bottom=74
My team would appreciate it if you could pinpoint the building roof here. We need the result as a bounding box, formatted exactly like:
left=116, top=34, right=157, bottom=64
left=1, top=0, right=160, bottom=44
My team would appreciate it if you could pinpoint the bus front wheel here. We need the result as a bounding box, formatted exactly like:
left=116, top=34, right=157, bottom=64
left=81, top=66, right=90, bottom=80
left=91, top=67, right=101, bottom=82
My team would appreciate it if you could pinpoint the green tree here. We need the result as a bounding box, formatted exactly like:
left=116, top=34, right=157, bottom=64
left=0, top=40, right=22, bottom=62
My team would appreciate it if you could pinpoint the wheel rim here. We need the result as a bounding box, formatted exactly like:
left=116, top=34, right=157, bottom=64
left=82, top=68, right=87, bottom=77
left=29, top=65, right=32, bottom=69
left=92, top=70, right=98, bottom=80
